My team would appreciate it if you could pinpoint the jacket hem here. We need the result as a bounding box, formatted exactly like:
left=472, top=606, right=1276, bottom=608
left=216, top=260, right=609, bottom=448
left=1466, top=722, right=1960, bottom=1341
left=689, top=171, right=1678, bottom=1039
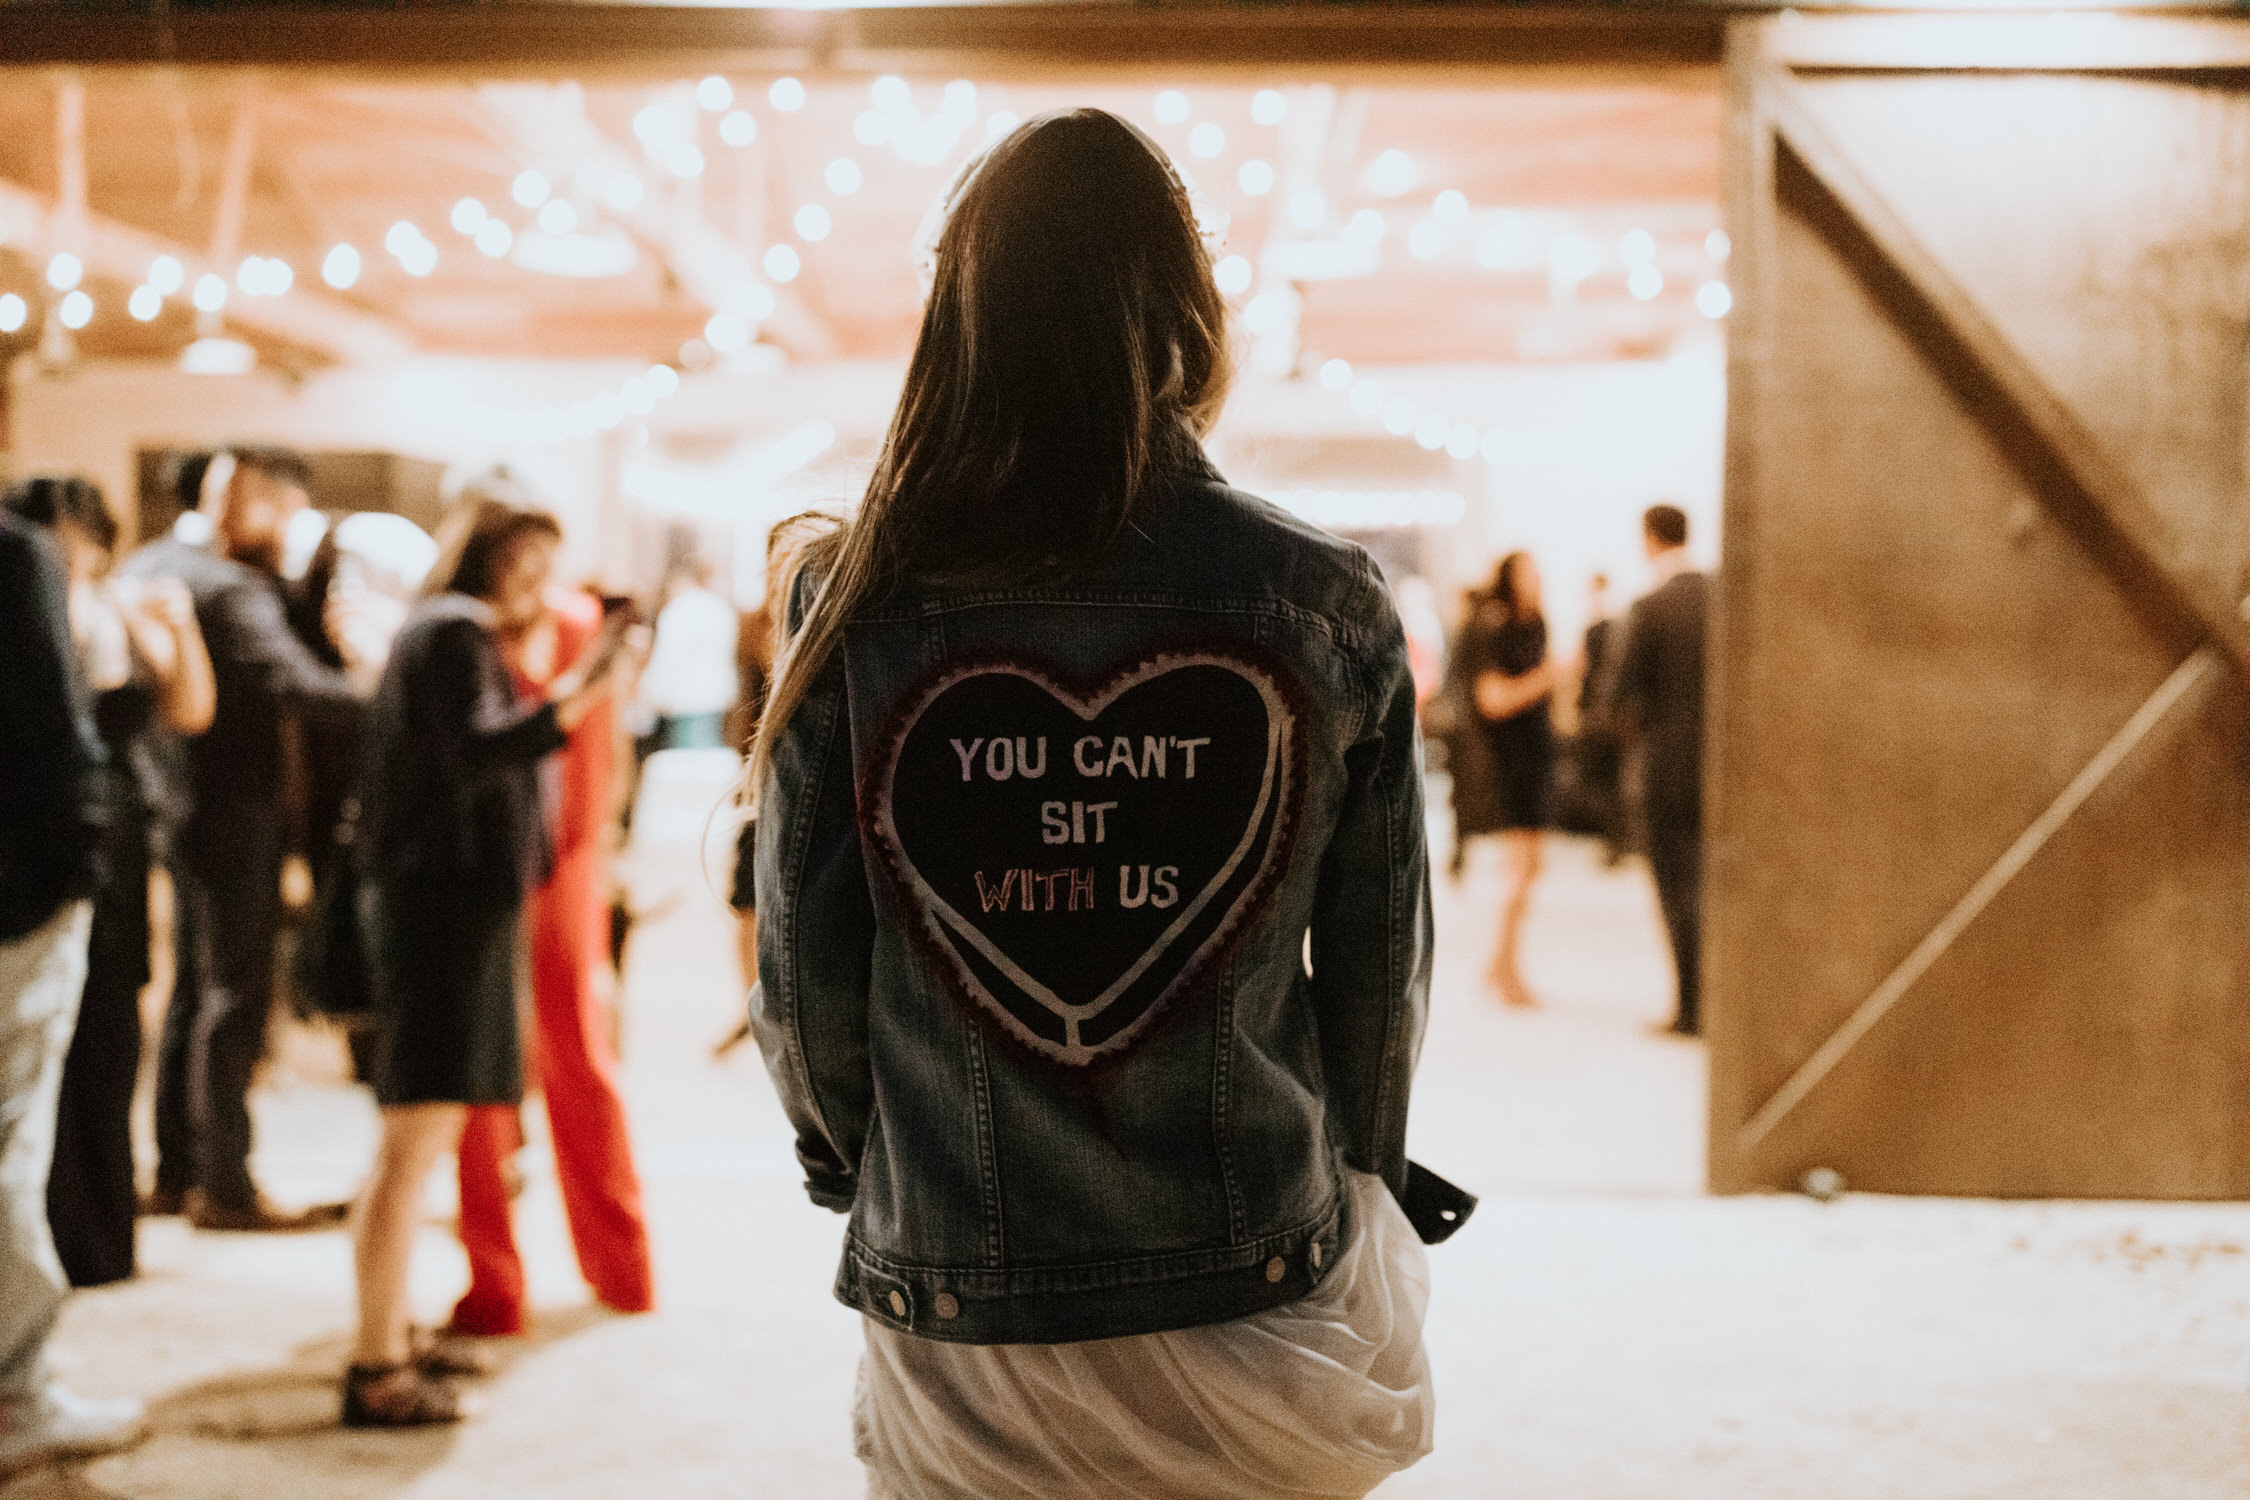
left=833, top=1189, right=1347, bottom=1346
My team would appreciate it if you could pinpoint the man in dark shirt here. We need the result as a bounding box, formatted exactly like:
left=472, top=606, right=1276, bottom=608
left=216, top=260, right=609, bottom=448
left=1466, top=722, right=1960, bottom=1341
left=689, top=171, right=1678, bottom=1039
left=0, top=511, right=147, bottom=1468
left=1609, top=505, right=1709, bottom=1037
left=124, top=448, right=372, bottom=1230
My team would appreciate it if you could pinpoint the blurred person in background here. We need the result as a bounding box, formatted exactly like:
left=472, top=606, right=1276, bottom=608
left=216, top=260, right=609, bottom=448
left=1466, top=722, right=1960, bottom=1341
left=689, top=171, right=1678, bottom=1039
left=122, top=447, right=381, bottom=1232
left=753, top=110, right=1442, bottom=1499
left=636, top=553, right=737, bottom=751
left=0, top=507, right=147, bottom=1474
left=718, top=510, right=838, bottom=1053
left=1573, top=572, right=1628, bottom=866
left=1607, top=504, right=1709, bottom=1038
left=4, top=478, right=212, bottom=1289
left=1463, top=551, right=1562, bottom=1008
left=346, top=497, right=638, bottom=1426
left=1431, top=580, right=1499, bottom=881
left=447, top=474, right=655, bottom=1342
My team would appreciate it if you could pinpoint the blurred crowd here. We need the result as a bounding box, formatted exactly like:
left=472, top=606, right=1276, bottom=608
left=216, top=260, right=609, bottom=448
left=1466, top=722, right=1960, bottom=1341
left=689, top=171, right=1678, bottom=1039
left=0, top=450, right=813, bottom=1455
left=1423, top=502, right=1709, bottom=1037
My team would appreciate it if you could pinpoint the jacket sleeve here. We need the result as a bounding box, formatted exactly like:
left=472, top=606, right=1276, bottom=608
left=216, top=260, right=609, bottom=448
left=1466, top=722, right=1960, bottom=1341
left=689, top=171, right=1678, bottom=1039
left=0, top=520, right=105, bottom=939
left=751, top=644, right=876, bottom=1213
left=1602, top=599, right=1655, bottom=737
left=206, top=573, right=362, bottom=717
left=1308, top=559, right=1433, bottom=1203
left=424, top=617, right=567, bottom=774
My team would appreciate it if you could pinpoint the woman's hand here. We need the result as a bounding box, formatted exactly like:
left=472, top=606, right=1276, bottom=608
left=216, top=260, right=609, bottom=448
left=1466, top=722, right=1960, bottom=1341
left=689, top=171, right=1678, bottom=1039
left=120, top=576, right=217, bottom=733
left=553, top=623, right=651, bottom=731
left=1475, top=663, right=1556, bottom=721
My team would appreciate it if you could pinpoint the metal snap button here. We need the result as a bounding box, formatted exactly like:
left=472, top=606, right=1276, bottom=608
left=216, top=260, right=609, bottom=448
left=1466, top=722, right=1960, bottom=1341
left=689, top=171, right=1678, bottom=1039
left=1311, top=1241, right=1323, bottom=1269
left=887, top=1290, right=906, bottom=1317
left=934, top=1293, right=959, bottom=1320
left=1265, top=1256, right=1285, bottom=1283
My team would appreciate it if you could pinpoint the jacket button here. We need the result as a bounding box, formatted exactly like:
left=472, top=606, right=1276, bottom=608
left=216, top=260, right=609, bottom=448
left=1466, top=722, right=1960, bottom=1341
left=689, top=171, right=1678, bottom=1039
left=934, top=1293, right=959, bottom=1320
left=887, top=1291, right=906, bottom=1317
left=1265, top=1256, right=1285, bottom=1283
left=1311, top=1242, right=1323, bottom=1270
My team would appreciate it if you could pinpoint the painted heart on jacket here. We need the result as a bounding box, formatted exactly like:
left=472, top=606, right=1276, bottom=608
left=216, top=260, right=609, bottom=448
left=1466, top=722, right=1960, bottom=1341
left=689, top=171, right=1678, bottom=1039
left=868, top=653, right=1299, bottom=1066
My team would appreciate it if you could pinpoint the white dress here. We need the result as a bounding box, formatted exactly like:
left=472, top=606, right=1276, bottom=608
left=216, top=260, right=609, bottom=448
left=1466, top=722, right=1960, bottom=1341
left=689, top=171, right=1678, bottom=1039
left=854, top=1171, right=1434, bottom=1500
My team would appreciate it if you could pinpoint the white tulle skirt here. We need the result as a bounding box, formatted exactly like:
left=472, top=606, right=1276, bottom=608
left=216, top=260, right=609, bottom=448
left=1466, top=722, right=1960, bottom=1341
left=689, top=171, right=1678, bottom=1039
left=854, top=1171, right=1434, bottom=1500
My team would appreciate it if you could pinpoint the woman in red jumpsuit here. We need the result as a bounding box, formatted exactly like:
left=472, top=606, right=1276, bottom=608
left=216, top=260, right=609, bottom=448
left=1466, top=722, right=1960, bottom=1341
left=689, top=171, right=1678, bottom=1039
left=450, top=586, right=656, bottom=1334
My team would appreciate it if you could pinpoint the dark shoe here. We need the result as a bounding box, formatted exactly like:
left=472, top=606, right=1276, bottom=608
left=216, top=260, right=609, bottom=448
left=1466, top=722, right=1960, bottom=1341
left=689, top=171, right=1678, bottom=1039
left=186, top=1191, right=351, bottom=1233
left=341, top=1363, right=471, bottom=1428
left=138, top=1184, right=187, bottom=1218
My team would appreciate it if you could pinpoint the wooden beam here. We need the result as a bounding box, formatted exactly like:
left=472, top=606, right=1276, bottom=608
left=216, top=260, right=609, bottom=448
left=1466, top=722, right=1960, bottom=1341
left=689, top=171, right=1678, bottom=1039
left=0, top=178, right=412, bottom=366
left=0, top=4, right=1727, bottom=75
left=1736, top=647, right=2231, bottom=1152
left=1761, top=59, right=2250, bottom=672
left=1769, top=12, right=2250, bottom=72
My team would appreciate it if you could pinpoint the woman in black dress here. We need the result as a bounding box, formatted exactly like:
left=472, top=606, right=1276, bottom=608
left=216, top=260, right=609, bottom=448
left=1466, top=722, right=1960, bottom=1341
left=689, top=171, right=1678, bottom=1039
left=345, top=498, right=634, bottom=1426
left=1464, top=552, right=1560, bottom=1007
left=4, top=476, right=213, bottom=1287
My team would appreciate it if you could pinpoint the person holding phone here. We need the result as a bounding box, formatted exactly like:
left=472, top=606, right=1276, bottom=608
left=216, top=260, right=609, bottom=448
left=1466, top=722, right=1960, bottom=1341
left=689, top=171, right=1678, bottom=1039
left=343, top=496, right=639, bottom=1426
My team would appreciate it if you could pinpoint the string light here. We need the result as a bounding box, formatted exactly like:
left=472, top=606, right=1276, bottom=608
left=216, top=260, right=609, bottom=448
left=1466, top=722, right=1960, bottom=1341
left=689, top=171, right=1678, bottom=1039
left=1628, top=265, right=1664, bottom=300
left=1188, top=123, right=1225, bottom=159
left=148, top=256, right=184, bottom=295
left=192, top=273, right=228, bottom=311
left=1153, top=90, right=1190, bottom=125
left=1238, top=160, right=1274, bottom=196
left=794, top=204, right=831, bottom=242
left=1619, top=228, right=1656, bottom=265
left=475, top=220, right=514, bottom=258
left=1213, top=255, right=1253, bottom=296
left=512, top=170, right=551, bottom=208
left=825, top=158, right=862, bottom=195
left=770, top=78, right=805, bottom=111
left=1250, top=90, right=1286, bottom=127
left=538, top=200, right=578, bottom=235
left=604, top=175, right=645, bottom=211
left=763, top=245, right=800, bottom=282
left=129, top=285, right=162, bottom=321
left=1367, top=149, right=1414, bottom=198
left=0, top=295, right=24, bottom=333
left=1696, top=280, right=1732, bottom=318
left=451, top=198, right=488, bottom=234
left=1706, top=229, right=1731, bottom=261
left=59, top=290, right=93, bottom=329
left=720, top=111, right=756, bottom=147
left=45, top=253, right=82, bottom=291
left=696, top=76, right=733, bottom=112
left=1433, top=190, right=1469, bottom=226
left=1318, top=358, right=1352, bottom=392
left=322, top=244, right=361, bottom=290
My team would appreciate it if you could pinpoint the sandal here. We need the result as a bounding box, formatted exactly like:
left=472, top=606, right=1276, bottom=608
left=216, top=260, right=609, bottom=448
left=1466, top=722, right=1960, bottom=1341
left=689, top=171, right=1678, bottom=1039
left=341, top=1362, right=470, bottom=1428
left=411, top=1327, right=499, bottom=1379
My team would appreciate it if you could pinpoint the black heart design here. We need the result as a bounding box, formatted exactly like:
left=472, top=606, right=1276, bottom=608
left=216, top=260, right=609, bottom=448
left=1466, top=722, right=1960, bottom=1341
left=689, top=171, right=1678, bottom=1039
left=869, top=653, right=1299, bottom=1066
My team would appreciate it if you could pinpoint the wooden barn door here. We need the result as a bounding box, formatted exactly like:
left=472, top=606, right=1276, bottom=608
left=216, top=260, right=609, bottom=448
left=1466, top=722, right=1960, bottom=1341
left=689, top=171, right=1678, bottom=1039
left=1709, top=15, right=2250, bottom=1198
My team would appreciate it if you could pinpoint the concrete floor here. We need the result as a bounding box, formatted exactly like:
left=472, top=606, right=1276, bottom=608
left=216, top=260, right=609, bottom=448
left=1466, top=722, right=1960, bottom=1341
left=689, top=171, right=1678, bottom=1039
left=9, top=764, right=2248, bottom=1498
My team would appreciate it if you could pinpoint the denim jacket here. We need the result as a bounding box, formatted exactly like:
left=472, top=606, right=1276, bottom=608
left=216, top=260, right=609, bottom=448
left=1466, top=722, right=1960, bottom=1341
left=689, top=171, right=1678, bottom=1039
left=752, top=453, right=1432, bottom=1345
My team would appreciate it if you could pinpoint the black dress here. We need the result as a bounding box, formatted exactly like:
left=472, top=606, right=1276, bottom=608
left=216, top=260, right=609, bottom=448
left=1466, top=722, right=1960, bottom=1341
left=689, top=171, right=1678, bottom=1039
left=357, top=595, right=566, bottom=1107
left=46, top=661, right=160, bottom=1287
left=1471, top=611, right=1554, bottom=832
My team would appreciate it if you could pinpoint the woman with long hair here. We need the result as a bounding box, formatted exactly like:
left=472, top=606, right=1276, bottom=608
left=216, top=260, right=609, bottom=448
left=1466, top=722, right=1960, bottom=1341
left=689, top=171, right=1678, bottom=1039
left=344, top=497, right=635, bottom=1425
left=751, top=110, right=1439, bottom=1497
left=3, top=476, right=212, bottom=1288
left=1463, top=551, right=1559, bottom=1007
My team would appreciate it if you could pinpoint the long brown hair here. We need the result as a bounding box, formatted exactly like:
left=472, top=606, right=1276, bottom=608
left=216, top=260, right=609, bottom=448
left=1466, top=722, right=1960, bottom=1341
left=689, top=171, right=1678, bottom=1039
left=750, top=109, right=1231, bottom=799
left=424, top=490, right=562, bottom=603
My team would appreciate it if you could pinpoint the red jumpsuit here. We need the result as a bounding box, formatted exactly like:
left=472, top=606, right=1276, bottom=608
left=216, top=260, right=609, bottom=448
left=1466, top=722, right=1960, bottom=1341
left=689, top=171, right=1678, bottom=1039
left=450, top=590, right=656, bottom=1334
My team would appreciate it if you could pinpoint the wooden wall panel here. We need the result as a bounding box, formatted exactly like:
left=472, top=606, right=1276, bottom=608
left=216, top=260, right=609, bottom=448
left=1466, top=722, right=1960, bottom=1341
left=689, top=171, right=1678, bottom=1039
left=1710, top=17, right=2250, bottom=1199
left=1792, top=72, right=2250, bottom=619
